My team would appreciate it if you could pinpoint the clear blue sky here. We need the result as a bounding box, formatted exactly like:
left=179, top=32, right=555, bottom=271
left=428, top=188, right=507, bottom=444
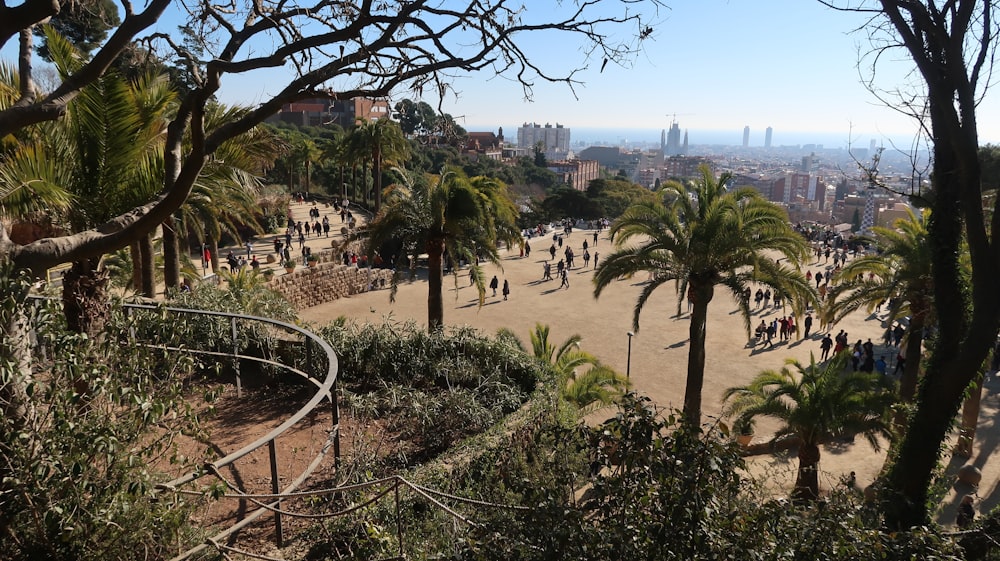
left=7, top=1, right=1000, bottom=147
left=423, top=0, right=998, bottom=147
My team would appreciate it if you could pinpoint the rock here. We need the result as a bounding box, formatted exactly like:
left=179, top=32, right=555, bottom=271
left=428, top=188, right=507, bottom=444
left=958, top=464, right=983, bottom=486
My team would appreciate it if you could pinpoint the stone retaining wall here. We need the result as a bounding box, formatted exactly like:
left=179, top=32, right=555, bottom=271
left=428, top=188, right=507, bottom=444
left=267, top=260, right=393, bottom=309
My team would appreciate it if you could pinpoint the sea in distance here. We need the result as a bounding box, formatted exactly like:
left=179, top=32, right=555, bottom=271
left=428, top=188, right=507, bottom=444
left=480, top=125, right=914, bottom=151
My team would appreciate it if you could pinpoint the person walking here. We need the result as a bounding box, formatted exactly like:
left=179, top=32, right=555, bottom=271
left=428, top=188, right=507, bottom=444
left=245, top=240, right=253, bottom=259
left=502, top=279, right=510, bottom=300
left=803, top=313, right=813, bottom=338
left=820, top=333, right=833, bottom=360
left=559, top=269, right=570, bottom=289
left=489, top=275, right=499, bottom=296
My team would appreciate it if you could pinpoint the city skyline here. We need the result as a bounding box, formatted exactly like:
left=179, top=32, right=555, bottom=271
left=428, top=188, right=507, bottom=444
left=424, top=1, right=1000, bottom=146
left=5, top=2, right=1000, bottom=145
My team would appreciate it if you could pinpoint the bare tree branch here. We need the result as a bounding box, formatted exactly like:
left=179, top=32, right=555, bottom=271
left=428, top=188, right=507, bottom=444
left=2, top=0, right=665, bottom=277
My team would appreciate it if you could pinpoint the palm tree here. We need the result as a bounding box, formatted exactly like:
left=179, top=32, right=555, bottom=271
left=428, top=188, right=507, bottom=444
left=361, top=167, right=520, bottom=331
left=349, top=117, right=409, bottom=211
left=593, top=165, right=816, bottom=424
left=500, top=323, right=630, bottom=411
left=163, top=103, right=281, bottom=289
left=825, top=207, right=934, bottom=408
left=723, top=353, right=894, bottom=501
left=0, top=33, right=171, bottom=323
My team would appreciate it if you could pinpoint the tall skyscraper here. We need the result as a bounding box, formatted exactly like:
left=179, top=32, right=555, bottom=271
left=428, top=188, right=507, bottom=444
left=665, top=122, right=683, bottom=156
left=765, top=126, right=773, bottom=148
left=742, top=126, right=750, bottom=147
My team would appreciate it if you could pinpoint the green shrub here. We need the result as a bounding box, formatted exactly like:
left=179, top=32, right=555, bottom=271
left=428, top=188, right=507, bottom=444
left=1, top=281, right=208, bottom=561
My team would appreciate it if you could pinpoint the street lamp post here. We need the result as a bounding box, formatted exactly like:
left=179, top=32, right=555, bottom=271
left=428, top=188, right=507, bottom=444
left=626, top=331, right=634, bottom=379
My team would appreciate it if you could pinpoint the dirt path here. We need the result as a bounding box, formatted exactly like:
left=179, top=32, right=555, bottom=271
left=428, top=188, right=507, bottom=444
left=294, top=224, right=1000, bottom=526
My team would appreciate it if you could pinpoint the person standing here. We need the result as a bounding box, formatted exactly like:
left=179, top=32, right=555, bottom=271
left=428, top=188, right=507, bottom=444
left=803, top=313, right=813, bottom=338
left=502, top=279, right=510, bottom=300
left=593, top=251, right=599, bottom=269
left=489, top=275, right=499, bottom=296
left=957, top=495, right=976, bottom=529
left=245, top=240, right=253, bottom=259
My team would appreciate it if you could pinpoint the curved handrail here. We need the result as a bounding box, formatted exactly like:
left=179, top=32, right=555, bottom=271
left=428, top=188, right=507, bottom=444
left=118, top=303, right=340, bottom=555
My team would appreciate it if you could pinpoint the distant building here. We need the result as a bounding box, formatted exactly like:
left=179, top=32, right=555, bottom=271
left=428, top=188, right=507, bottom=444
left=663, top=122, right=684, bottom=157
left=463, top=128, right=505, bottom=161
left=579, top=146, right=625, bottom=169
left=548, top=160, right=600, bottom=191
left=742, top=126, right=750, bottom=148
left=518, top=122, right=570, bottom=159
left=765, top=126, right=773, bottom=148
left=663, top=156, right=713, bottom=181
left=267, top=96, right=390, bottom=127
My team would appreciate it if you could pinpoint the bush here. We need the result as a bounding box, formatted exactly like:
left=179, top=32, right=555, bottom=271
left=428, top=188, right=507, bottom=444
left=1, top=281, right=207, bottom=561
left=320, top=320, right=545, bottom=459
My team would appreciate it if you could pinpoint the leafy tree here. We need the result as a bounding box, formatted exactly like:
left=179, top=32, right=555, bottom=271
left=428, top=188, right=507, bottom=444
left=34, top=0, right=119, bottom=61
left=394, top=99, right=438, bottom=136
left=0, top=0, right=665, bottom=514
left=361, top=168, right=520, bottom=331
left=587, top=177, right=658, bottom=218
left=723, top=353, right=895, bottom=501
left=0, top=267, right=207, bottom=561
left=542, top=186, right=602, bottom=220
left=825, top=207, right=934, bottom=409
left=593, top=165, right=817, bottom=424
left=832, top=0, right=1000, bottom=528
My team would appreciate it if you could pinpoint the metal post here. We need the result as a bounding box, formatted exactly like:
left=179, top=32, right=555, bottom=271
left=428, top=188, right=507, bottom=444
left=231, top=316, right=242, bottom=398
left=395, top=479, right=404, bottom=559
left=304, top=336, right=313, bottom=381
left=626, top=331, right=634, bottom=379
left=268, top=440, right=284, bottom=547
left=332, top=378, right=341, bottom=467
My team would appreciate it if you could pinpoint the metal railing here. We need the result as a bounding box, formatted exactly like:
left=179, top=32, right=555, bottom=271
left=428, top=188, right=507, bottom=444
left=119, top=303, right=340, bottom=560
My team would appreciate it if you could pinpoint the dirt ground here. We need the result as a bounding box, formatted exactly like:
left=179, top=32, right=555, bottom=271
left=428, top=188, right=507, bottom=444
left=198, top=199, right=1000, bottom=536
left=292, top=228, right=1000, bottom=528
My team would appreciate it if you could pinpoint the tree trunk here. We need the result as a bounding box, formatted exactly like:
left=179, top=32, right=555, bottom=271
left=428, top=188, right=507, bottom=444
left=897, top=316, right=925, bottom=403
left=426, top=238, right=445, bottom=332
left=0, top=282, right=38, bottom=432
left=162, top=215, right=180, bottom=291
left=61, top=258, right=110, bottom=337
left=305, top=159, right=311, bottom=196
left=683, top=281, right=715, bottom=425
left=956, top=373, right=985, bottom=458
left=339, top=164, right=346, bottom=200
left=892, top=315, right=926, bottom=429
left=876, top=3, right=1000, bottom=530
left=209, top=238, right=220, bottom=274
left=138, top=233, right=154, bottom=298
left=373, top=151, right=382, bottom=213
left=129, top=241, right=142, bottom=291
left=794, top=441, right=821, bottom=502
left=882, top=140, right=997, bottom=529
